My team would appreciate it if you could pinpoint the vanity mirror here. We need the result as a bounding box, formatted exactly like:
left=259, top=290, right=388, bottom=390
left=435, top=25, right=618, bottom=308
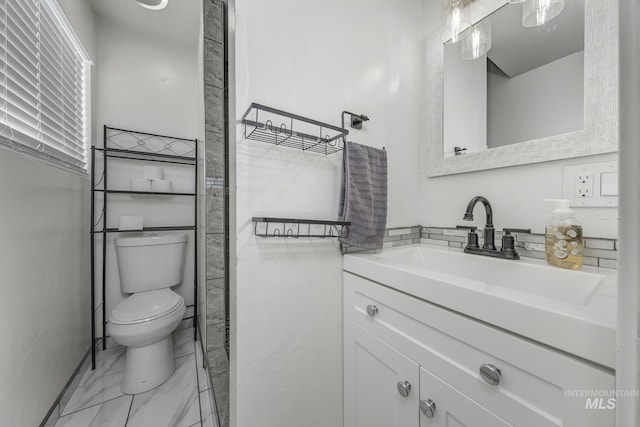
left=425, top=0, right=618, bottom=176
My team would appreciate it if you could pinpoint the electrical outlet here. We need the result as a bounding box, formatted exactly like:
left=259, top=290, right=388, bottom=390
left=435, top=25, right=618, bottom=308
left=563, top=162, right=618, bottom=207
left=574, top=172, right=594, bottom=198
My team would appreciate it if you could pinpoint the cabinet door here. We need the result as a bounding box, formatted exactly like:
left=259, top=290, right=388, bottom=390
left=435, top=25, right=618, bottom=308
left=419, top=367, right=513, bottom=427
left=344, top=320, right=420, bottom=427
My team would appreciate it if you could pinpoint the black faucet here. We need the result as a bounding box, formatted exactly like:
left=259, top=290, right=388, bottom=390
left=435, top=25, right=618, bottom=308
left=463, top=196, right=496, bottom=250
left=458, top=196, right=531, bottom=260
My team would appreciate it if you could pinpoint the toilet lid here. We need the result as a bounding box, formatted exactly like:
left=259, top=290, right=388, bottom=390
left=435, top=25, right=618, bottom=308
left=110, top=289, right=184, bottom=324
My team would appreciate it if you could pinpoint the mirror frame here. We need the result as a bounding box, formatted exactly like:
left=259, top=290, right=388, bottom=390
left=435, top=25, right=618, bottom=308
left=425, top=0, right=618, bottom=177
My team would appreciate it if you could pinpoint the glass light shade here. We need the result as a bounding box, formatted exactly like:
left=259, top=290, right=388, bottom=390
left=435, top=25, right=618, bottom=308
left=441, top=4, right=470, bottom=44
left=136, top=0, right=168, bottom=10
left=462, top=20, right=492, bottom=60
left=522, top=0, right=564, bottom=27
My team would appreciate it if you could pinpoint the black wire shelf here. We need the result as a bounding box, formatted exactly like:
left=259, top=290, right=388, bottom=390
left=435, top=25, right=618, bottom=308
left=94, top=189, right=196, bottom=197
left=101, top=126, right=197, bottom=164
left=95, top=147, right=196, bottom=165
left=253, top=217, right=350, bottom=238
left=241, top=103, right=348, bottom=155
left=93, top=225, right=197, bottom=234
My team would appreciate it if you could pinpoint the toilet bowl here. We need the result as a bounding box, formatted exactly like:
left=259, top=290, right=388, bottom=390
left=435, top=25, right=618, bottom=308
left=107, top=233, right=188, bottom=395
left=108, top=289, right=185, bottom=394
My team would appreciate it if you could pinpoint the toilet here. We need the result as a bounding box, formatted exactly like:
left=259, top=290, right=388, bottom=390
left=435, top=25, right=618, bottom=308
left=108, top=233, right=188, bottom=394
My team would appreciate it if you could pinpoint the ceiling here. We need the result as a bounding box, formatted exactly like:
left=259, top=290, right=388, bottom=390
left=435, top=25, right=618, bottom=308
left=487, top=0, right=584, bottom=78
left=90, top=0, right=201, bottom=48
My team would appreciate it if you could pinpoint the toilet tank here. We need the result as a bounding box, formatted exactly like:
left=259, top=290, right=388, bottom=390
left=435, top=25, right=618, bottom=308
left=115, top=234, right=187, bottom=293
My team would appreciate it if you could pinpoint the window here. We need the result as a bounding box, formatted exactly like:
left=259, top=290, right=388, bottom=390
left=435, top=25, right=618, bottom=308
left=0, top=0, right=91, bottom=174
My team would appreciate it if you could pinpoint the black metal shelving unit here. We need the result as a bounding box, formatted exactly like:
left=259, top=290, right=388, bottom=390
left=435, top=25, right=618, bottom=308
left=253, top=217, right=350, bottom=238
left=241, top=103, right=348, bottom=155
left=90, top=126, right=198, bottom=370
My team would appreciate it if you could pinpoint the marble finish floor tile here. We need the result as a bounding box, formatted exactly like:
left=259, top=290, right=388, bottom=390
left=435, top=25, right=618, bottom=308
left=61, top=346, right=126, bottom=416
left=200, top=390, right=217, bottom=427
left=55, top=395, right=132, bottom=427
left=46, top=329, right=218, bottom=427
left=58, top=352, right=94, bottom=415
left=195, top=342, right=210, bottom=392
left=126, top=354, right=200, bottom=427
left=173, top=328, right=196, bottom=358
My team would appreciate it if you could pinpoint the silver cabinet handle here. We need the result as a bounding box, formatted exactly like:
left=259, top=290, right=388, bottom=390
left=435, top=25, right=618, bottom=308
left=420, top=399, right=436, bottom=418
left=397, top=380, right=411, bottom=397
left=366, top=304, right=379, bottom=317
left=479, top=364, right=501, bottom=386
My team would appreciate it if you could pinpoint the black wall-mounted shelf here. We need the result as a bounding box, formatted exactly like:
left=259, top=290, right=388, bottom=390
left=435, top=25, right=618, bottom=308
left=241, top=103, right=348, bottom=155
left=96, top=226, right=197, bottom=234
left=94, top=189, right=197, bottom=197
left=90, top=126, right=199, bottom=370
left=253, top=217, right=350, bottom=238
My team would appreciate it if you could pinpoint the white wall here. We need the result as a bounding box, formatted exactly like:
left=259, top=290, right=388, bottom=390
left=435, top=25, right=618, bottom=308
left=95, top=19, right=198, bottom=138
left=420, top=0, right=618, bottom=239
left=488, top=52, right=584, bottom=148
left=0, top=1, right=95, bottom=425
left=233, top=0, right=423, bottom=425
left=94, top=18, right=200, bottom=331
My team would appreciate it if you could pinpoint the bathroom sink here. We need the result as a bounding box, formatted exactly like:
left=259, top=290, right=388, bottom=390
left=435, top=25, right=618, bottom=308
left=378, top=246, right=603, bottom=305
left=343, top=243, right=618, bottom=368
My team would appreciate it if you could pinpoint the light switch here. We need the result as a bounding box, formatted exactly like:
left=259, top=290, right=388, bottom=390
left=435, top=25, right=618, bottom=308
left=601, top=172, right=618, bottom=196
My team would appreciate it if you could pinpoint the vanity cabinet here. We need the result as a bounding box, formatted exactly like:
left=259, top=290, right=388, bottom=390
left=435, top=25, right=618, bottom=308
left=343, top=272, right=615, bottom=427
left=419, top=367, right=512, bottom=427
left=344, top=319, right=419, bottom=427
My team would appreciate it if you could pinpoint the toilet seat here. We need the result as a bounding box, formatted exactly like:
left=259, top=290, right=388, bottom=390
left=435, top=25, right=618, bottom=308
left=110, top=289, right=184, bottom=325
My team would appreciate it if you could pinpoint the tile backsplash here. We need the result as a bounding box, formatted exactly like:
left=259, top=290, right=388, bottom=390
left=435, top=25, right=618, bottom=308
left=347, top=225, right=617, bottom=269
left=421, top=226, right=617, bottom=269
left=382, top=226, right=422, bottom=247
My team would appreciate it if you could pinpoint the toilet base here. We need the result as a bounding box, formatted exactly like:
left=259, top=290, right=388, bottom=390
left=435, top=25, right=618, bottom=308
left=121, top=336, right=175, bottom=394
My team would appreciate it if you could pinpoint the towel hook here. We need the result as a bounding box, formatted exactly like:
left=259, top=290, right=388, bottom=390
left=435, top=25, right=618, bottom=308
left=341, top=111, right=370, bottom=143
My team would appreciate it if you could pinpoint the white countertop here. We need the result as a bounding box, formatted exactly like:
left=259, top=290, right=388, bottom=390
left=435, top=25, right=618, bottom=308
left=344, top=243, right=617, bottom=369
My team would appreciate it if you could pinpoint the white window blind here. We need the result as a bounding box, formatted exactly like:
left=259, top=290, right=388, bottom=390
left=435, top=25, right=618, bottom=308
left=0, top=0, right=91, bottom=174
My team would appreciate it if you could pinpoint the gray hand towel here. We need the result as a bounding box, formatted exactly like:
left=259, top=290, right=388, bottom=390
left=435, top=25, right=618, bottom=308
left=338, top=141, right=387, bottom=249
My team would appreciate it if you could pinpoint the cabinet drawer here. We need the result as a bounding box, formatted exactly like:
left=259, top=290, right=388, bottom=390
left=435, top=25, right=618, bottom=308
left=344, top=273, right=615, bottom=427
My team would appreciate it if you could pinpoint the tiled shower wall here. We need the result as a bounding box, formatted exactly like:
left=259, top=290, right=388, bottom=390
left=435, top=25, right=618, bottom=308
left=203, top=0, right=229, bottom=426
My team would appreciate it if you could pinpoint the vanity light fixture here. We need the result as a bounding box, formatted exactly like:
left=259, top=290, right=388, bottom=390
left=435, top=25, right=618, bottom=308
left=462, top=20, right=491, bottom=60
left=135, top=0, right=168, bottom=10
left=522, top=0, right=565, bottom=27
left=442, top=0, right=470, bottom=44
